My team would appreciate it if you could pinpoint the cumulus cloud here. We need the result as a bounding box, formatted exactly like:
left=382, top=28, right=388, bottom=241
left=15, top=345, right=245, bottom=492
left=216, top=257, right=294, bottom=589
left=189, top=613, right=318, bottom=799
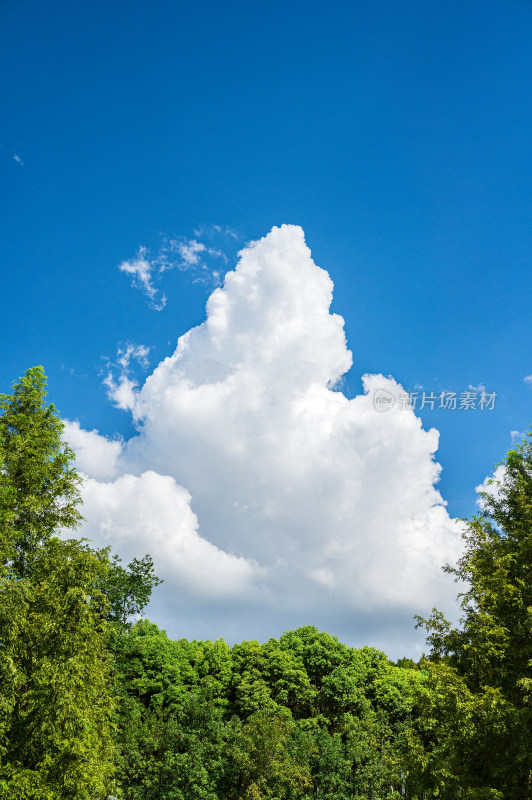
left=63, top=420, right=123, bottom=481
left=69, top=225, right=463, bottom=657
left=80, top=471, right=260, bottom=597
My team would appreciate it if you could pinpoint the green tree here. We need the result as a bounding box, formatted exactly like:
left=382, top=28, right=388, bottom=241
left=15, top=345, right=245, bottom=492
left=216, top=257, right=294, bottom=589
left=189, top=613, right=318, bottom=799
left=224, top=709, right=311, bottom=800
left=0, top=367, right=116, bottom=799
left=0, top=539, right=117, bottom=799
left=413, top=432, right=532, bottom=798
left=0, top=366, right=82, bottom=578
left=114, top=621, right=234, bottom=799
left=117, top=694, right=228, bottom=800
left=99, top=553, right=163, bottom=645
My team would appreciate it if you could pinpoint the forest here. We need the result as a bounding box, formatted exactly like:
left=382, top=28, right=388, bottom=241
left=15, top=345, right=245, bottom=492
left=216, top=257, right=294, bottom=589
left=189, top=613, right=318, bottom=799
left=1, top=366, right=531, bottom=800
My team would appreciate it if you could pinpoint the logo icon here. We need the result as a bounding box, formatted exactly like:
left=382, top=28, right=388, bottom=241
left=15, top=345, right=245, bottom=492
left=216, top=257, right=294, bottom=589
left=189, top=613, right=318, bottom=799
left=373, top=388, right=395, bottom=413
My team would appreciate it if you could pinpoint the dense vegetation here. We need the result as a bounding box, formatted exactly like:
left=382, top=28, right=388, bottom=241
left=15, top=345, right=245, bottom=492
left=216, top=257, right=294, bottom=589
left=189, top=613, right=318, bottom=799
left=1, top=367, right=531, bottom=798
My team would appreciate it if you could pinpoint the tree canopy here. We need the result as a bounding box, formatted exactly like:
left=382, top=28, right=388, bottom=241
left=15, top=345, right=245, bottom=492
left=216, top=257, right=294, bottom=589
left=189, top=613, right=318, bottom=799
left=0, top=366, right=82, bottom=578
left=0, top=368, right=115, bottom=798
left=414, top=432, right=532, bottom=798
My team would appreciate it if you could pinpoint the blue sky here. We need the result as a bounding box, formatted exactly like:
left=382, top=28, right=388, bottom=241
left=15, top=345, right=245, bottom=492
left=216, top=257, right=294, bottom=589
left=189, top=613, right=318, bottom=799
left=2, top=0, right=532, bottom=652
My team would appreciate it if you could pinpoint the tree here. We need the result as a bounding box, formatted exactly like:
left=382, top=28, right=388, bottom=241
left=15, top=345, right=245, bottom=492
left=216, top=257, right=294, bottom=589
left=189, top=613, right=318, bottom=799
left=0, top=366, right=82, bottom=578
left=0, top=539, right=117, bottom=799
left=413, top=432, right=532, bottom=798
left=224, top=709, right=311, bottom=800
left=0, top=367, right=117, bottom=798
left=99, top=553, right=163, bottom=643
left=116, top=693, right=228, bottom=800
left=113, top=622, right=234, bottom=799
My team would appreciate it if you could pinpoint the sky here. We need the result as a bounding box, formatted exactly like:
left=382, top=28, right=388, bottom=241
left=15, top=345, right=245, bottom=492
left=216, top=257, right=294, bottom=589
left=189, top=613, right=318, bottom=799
left=2, top=0, right=532, bottom=658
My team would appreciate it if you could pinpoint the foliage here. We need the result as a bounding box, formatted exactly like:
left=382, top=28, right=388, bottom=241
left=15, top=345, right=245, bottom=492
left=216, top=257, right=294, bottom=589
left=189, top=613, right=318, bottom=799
left=0, top=539, right=116, bottom=799
left=116, top=695, right=227, bottom=800
left=0, top=366, right=82, bottom=578
left=413, top=432, right=532, bottom=798
left=113, top=622, right=418, bottom=799
left=98, top=554, right=163, bottom=650
left=0, top=367, right=116, bottom=799
left=224, top=709, right=311, bottom=800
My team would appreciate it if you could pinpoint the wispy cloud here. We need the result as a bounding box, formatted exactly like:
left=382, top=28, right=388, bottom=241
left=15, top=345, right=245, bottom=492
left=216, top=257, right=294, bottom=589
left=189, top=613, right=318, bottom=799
left=13, top=153, right=24, bottom=166
left=118, top=247, right=166, bottom=310
left=175, top=239, right=206, bottom=267
left=117, top=342, right=150, bottom=369
left=119, top=225, right=239, bottom=308
left=102, top=342, right=151, bottom=411
left=163, top=236, right=228, bottom=279
left=524, top=375, right=532, bottom=386
left=193, top=223, right=238, bottom=239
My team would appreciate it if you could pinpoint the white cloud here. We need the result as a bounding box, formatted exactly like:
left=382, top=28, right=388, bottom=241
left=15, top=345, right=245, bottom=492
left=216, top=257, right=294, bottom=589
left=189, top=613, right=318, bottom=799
left=119, top=227, right=235, bottom=307
left=80, top=471, right=260, bottom=598
left=176, top=239, right=206, bottom=266
left=102, top=342, right=151, bottom=411
left=116, top=343, right=151, bottom=370
left=119, top=247, right=166, bottom=310
left=71, top=225, right=463, bottom=657
left=194, top=223, right=239, bottom=241
left=63, top=421, right=123, bottom=480
left=103, top=374, right=138, bottom=412
left=525, top=375, right=532, bottom=386
left=166, top=236, right=228, bottom=281
left=475, top=463, right=507, bottom=508
left=13, top=153, right=24, bottom=166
